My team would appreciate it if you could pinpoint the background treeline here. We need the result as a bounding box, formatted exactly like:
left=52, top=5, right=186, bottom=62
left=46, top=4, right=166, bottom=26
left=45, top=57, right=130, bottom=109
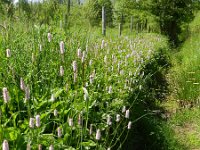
left=0, top=0, right=199, bottom=45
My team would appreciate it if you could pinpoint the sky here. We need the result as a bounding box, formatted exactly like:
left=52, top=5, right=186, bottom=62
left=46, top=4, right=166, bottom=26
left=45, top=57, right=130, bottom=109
left=13, top=0, right=84, bottom=3
left=13, top=0, right=42, bottom=3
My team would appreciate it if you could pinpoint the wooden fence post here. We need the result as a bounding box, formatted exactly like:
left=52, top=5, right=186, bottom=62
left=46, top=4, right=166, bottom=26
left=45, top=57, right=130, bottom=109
left=140, top=22, right=143, bottom=32
left=119, top=23, right=122, bottom=36
left=136, top=22, right=139, bottom=33
left=102, top=6, right=106, bottom=36
left=130, top=16, right=133, bottom=32
left=145, top=19, right=148, bottom=30
left=119, top=13, right=124, bottom=36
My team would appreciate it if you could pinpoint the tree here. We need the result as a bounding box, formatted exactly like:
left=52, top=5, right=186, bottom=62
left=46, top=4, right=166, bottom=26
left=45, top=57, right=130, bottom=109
left=115, top=0, right=199, bottom=45
left=149, top=0, right=198, bottom=45
left=0, top=0, right=15, bottom=18
left=18, top=0, right=32, bottom=18
left=114, top=0, right=153, bottom=31
left=84, top=0, right=113, bottom=27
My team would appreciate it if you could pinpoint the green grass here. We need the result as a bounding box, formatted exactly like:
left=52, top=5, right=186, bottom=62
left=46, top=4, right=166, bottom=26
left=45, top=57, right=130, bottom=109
left=0, top=2, right=179, bottom=149
left=170, top=11, right=200, bottom=103
left=0, top=16, right=169, bottom=149
left=164, top=11, right=200, bottom=150
left=167, top=108, right=200, bottom=149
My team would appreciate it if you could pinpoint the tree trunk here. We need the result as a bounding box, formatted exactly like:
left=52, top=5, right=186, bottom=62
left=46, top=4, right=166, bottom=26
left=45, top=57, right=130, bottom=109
left=160, top=20, right=179, bottom=46
left=168, top=20, right=179, bottom=45
left=67, top=0, right=70, bottom=14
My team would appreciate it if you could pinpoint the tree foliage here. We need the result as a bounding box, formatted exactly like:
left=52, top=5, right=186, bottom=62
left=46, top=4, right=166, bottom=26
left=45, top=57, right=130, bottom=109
left=115, top=0, right=199, bottom=45
left=18, top=0, right=32, bottom=17
left=149, top=0, right=197, bottom=45
left=84, top=0, right=113, bottom=27
left=0, top=0, right=199, bottom=45
left=0, top=0, right=15, bottom=18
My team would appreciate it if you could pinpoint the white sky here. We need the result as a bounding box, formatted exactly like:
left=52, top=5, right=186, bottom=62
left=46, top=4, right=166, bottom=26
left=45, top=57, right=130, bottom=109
left=14, top=0, right=84, bottom=3
left=13, top=0, right=86, bottom=4
left=14, top=0, right=42, bottom=3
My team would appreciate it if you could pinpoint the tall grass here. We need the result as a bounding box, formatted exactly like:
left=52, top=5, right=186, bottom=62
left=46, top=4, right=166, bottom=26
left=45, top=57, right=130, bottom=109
left=0, top=18, right=168, bottom=149
left=169, top=11, right=200, bottom=105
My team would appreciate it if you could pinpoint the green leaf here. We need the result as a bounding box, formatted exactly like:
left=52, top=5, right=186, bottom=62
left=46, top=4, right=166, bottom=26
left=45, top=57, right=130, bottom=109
left=54, top=88, right=64, bottom=98
left=64, top=147, right=76, bottom=150
left=81, top=140, right=97, bottom=147
left=5, top=127, right=19, bottom=141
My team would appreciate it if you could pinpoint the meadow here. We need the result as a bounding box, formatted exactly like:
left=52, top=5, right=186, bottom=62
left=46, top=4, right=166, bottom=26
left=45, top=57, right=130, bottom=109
left=1, top=0, right=200, bottom=149
left=0, top=12, right=170, bottom=149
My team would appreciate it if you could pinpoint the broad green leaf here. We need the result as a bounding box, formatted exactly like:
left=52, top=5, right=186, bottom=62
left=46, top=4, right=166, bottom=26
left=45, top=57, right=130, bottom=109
left=81, top=140, right=97, bottom=147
